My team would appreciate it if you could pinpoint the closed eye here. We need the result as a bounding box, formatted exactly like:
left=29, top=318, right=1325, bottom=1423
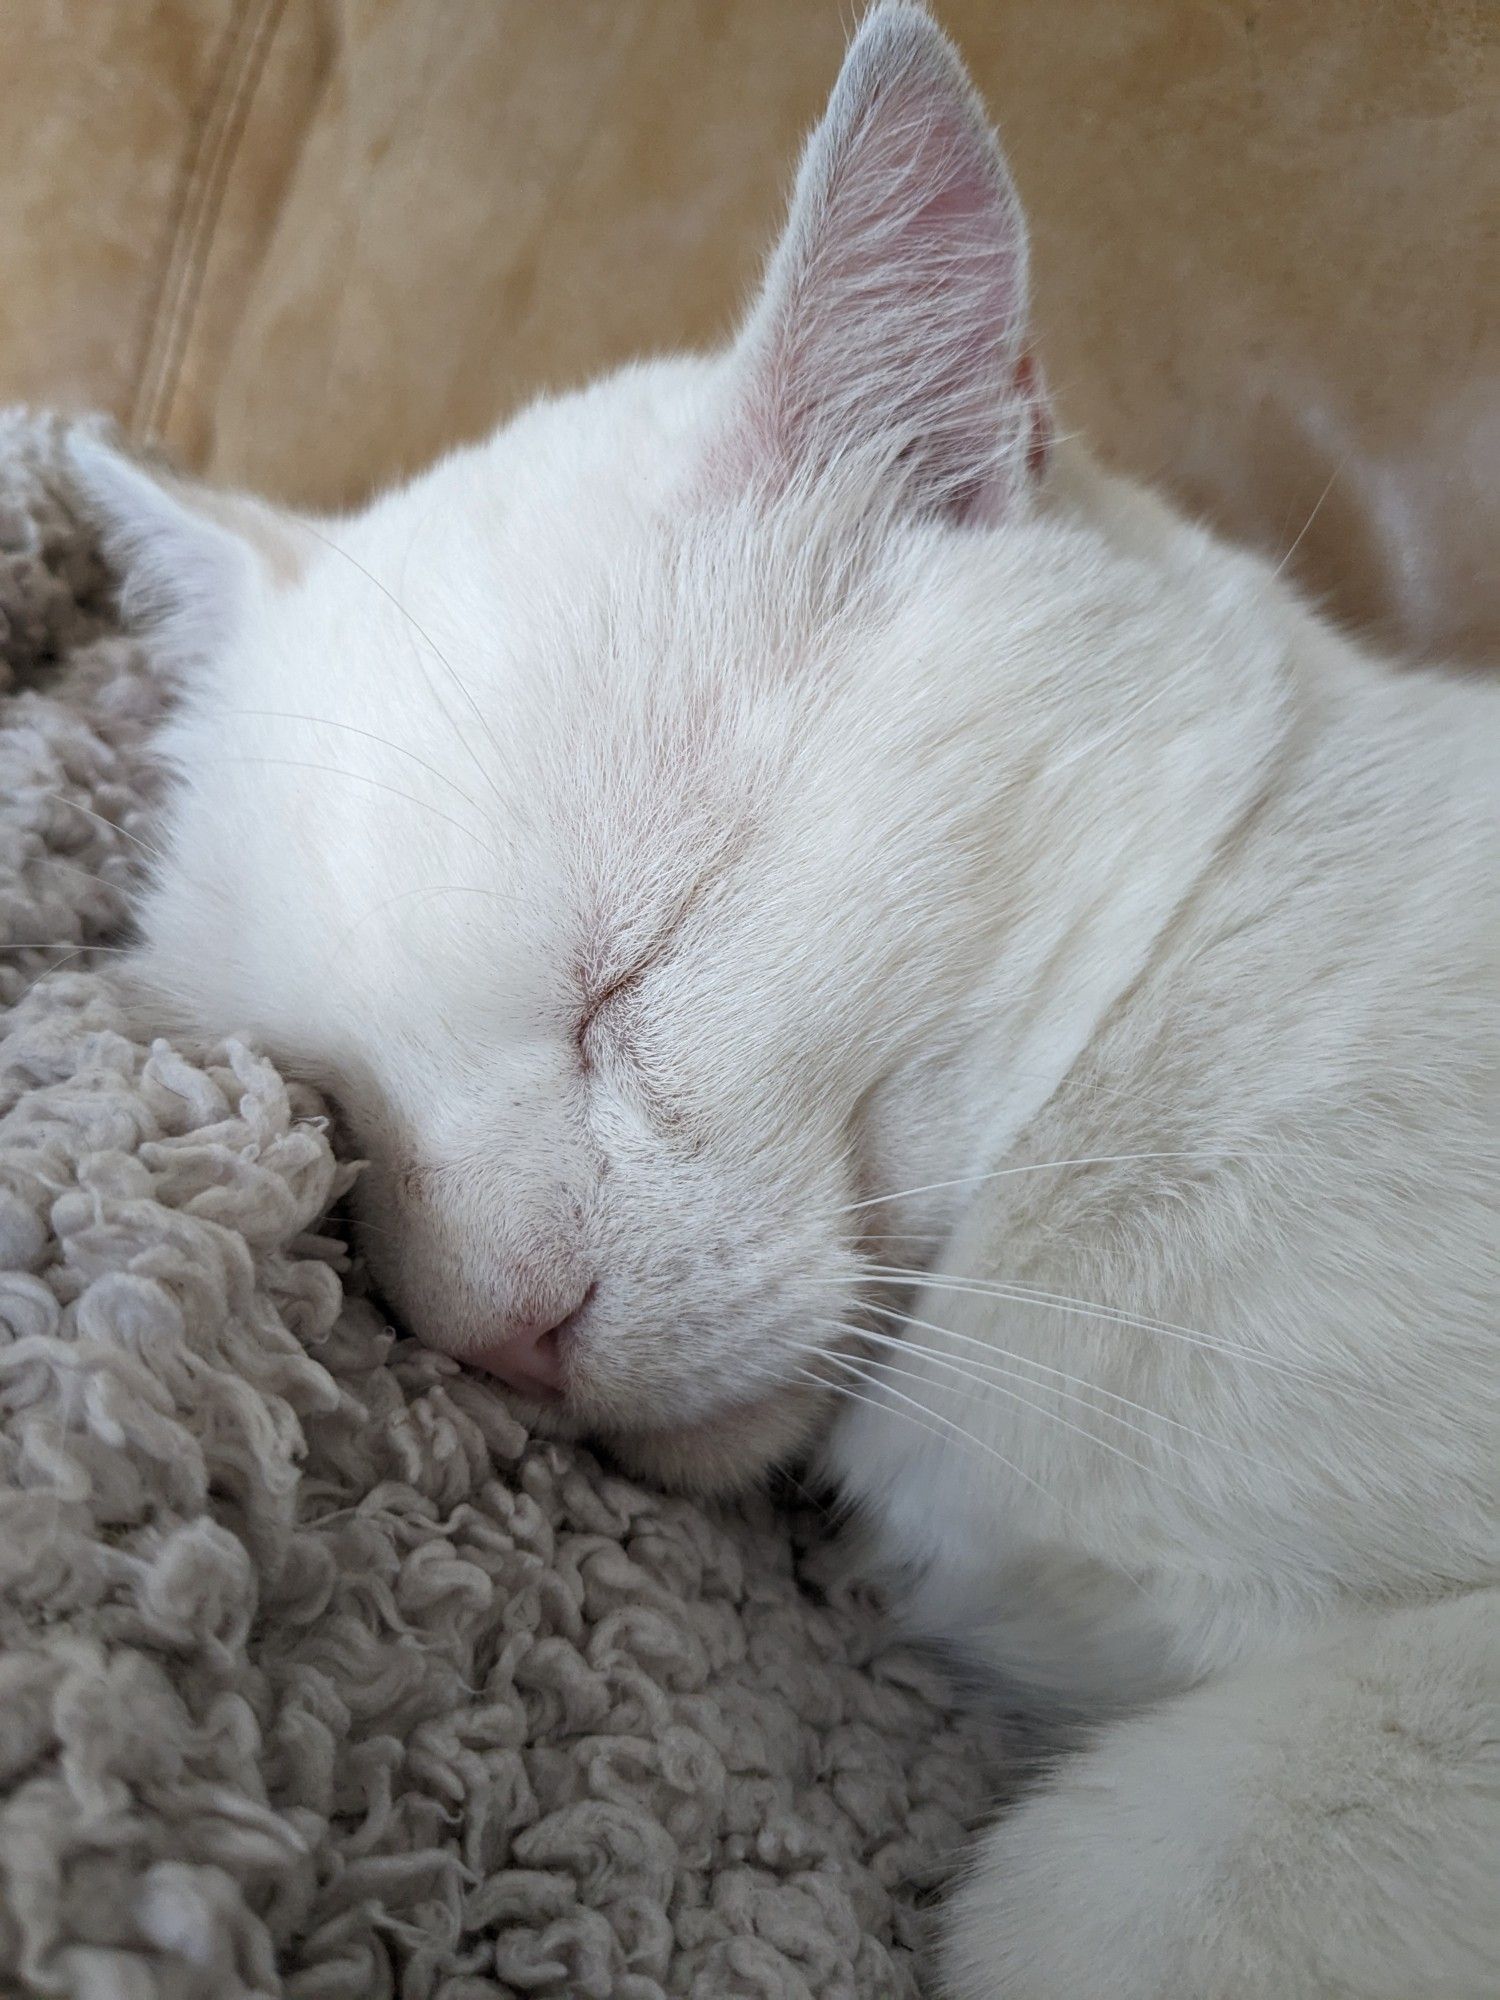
left=576, top=973, right=634, bottom=1050
left=573, top=865, right=724, bottom=1065
left=575, top=958, right=656, bottom=1067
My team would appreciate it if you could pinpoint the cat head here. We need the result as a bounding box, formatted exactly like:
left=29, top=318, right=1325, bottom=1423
left=73, top=7, right=1180, bottom=1488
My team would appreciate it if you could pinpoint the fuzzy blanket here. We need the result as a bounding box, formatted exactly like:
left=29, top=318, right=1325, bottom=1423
left=0, top=412, right=999, bottom=2000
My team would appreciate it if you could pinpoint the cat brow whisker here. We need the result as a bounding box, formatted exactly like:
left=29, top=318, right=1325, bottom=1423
left=2, top=940, right=133, bottom=956
left=1268, top=450, right=1352, bottom=586
left=399, top=493, right=517, bottom=827
left=225, top=709, right=501, bottom=830
left=17, top=856, right=139, bottom=897
left=204, top=758, right=505, bottom=864
left=11, top=946, right=87, bottom=977
left=323, top=881, right=511, bottom=973
left=840, top=1149, right=1254, bottom=1213
left=299, top=521, right=513, bottom=819
left=33, top=792, right=165, bottom=868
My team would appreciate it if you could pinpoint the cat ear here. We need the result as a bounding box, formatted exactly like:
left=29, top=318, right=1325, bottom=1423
left=66, top=430, right=304, bottom=670
left=730, top=3, right=1046, bottom=523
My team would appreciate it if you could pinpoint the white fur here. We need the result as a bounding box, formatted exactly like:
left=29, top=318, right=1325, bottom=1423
left=75, top=5, right=1498, bottom=1992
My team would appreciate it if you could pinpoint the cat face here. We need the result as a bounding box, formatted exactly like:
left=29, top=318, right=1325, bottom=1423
left=76, top=4, right=1070, bottom=1487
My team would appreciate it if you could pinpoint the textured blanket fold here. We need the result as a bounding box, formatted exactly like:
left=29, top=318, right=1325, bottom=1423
left=0, top=411, right=997, bottom=2000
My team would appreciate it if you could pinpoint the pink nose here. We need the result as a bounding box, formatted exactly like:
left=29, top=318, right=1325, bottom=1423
left=467, top=1285, right=593, bottom=1401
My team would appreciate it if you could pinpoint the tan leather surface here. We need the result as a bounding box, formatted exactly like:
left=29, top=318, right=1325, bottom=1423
left=3, top=1, right=1496, bottom=660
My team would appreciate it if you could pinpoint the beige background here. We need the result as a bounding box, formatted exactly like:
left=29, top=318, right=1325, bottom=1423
left=2, top=1, right=1496, bottom=661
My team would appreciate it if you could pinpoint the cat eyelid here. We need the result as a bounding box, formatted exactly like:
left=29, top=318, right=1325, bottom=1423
left=575, top=947, right=662, bottom=1053
left=576, top=967, right=640, bottom=1042
left=574, top=862, right=724, bottom=1053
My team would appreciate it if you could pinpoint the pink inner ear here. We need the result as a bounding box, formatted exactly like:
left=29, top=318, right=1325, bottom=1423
left=727, top=12, right=1045, bottom=523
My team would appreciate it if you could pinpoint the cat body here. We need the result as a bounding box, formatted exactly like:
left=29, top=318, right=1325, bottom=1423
left=827, top=460, right=1500, bottom=1994
left=75, top=6, right=1497, bottom=1993
left=828, top=454, right=1497, bottom=1706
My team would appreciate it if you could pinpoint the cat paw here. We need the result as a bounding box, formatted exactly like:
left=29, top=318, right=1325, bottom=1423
left=938, top=1598, right=1500, bottom=2000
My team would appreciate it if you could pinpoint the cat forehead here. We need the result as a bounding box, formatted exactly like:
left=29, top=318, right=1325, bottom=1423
left=289, top=371, right=886, bottom=717
left=366, top=357, right=727, bottom=573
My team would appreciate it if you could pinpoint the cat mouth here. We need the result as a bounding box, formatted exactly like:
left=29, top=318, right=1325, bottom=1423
left=527, top=1378, right=836, bottom=1495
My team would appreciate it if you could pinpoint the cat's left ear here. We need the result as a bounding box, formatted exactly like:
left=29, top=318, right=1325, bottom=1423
left=728, top=3, right=1048, bottom=524
left=66, top=430, right=305, bottom=673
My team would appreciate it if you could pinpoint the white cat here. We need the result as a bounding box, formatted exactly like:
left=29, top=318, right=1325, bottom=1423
left=74, top=5, right=1497, bottom=1994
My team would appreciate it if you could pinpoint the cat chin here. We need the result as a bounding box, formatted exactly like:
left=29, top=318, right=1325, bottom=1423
left=533, top=1382, right=832, bottom=1497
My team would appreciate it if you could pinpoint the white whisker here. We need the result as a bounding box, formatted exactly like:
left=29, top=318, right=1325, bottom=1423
left=840, top=1149, right=1252, bottom=1214
left=2, top=940, right=133, bottom=956
left=205, top=758, right=505, bottom=864
left=226, top=709, right=500, bottom=829
left=1268, top=451, right=1351, bottom=586
left=857, top=1305, right=1279, bottom=1474
left=845, top=1265, right=1372, bottom=1397
left=323, top=881, right=510, bottom=971
left=805, top=1346, right=1158, bottom=1583
left=34, top=792, right=163, bottom=868
left=298, top=521, right=513, bottom=819
left=805, top=1349, right=1066, bottom=1518
left=823, top=1327, right=1211, bottom=1506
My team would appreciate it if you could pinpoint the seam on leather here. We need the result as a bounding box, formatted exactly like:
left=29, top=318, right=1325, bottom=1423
left=130, top=0, right=288, bottom=451
left=128, top=0, right=259, bottom=442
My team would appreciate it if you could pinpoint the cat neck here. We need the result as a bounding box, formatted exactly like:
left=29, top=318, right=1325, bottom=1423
left=925, top=448, right=1312, bottom=1205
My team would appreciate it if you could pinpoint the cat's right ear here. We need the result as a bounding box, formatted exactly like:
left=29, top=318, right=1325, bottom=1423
left=725, top=3, right=1047, bottom=524
left=66, top=431, right=304, bottom=672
